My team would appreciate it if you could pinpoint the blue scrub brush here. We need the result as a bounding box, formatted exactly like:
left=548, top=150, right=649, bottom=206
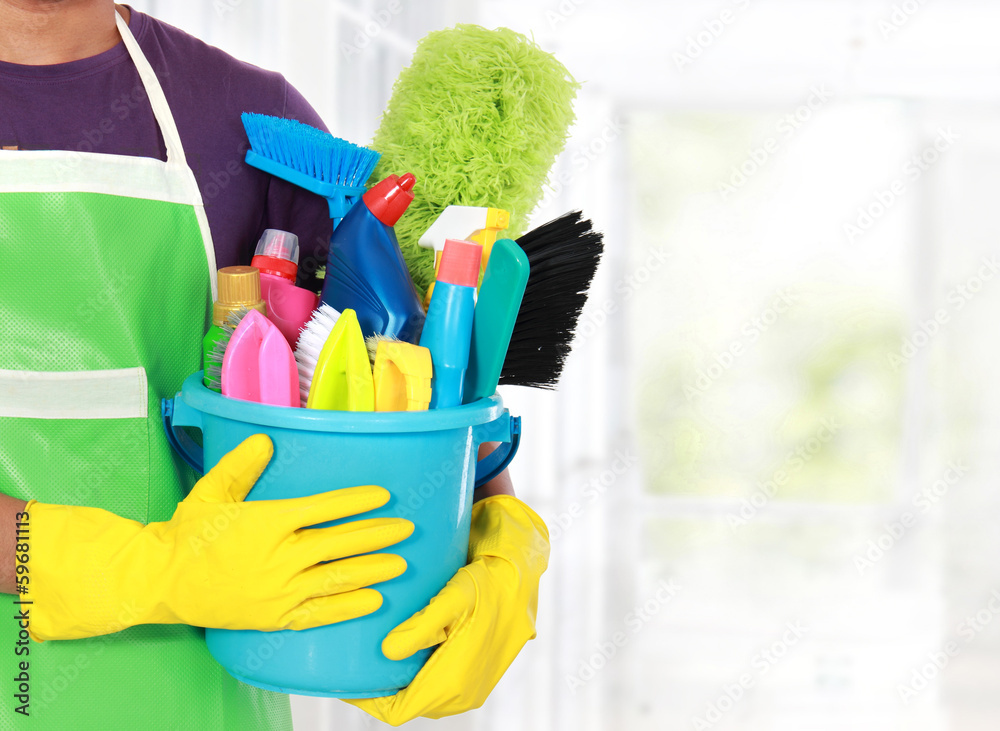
left=241, top=113, right=381, bottom=227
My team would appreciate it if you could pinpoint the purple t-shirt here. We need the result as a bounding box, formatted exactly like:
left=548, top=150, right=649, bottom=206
left=0, top=6, right=332, bottom=291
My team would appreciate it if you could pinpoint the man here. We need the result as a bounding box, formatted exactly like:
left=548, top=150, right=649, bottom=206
left=0, top=1, right=549, bottom=727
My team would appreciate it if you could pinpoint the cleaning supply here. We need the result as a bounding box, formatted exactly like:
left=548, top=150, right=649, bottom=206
left=204, top=307, right=253, bottom=394
left=345, top=495, right=550, bottom=724
left=297, top=308, right=374, bottom=411
left=501, top=211, right=604, bottom=389
left=306, top=309, right=374, bottom=411
left=161, top=374, right=522, bottom=698
left=25, top=434, right=414, bottom=640
left=241, top=113, right=380, bottom=228
left=295, top=303, right=339, bottom=403
left=419, top=239, right=481, bottom=409
left=372, top=340, right=433, bottom=411
left=463, top=238, right=530, bottom=403
left=221, top=309, right=300, bottom=407
left=320, top=173, right=426, bottom=342
left=251, top=228, right=320, bottom=347
left=2, top=10, right=293, bottom=728
left=202, top=266, right=267, bottom=392
left=371, top=25, right=579, bottom=297
left=365, top=333, right=400, bottom=366
left=419, top=205, right=510, bottom=305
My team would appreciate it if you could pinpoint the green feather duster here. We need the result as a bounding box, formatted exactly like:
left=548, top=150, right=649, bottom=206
left=372, top=24, right=580, bottom=296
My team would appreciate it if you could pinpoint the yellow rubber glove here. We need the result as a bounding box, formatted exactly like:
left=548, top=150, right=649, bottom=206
left=345, top=494, right=550, bottom=726
left=24, top=434, right=413, bottom=641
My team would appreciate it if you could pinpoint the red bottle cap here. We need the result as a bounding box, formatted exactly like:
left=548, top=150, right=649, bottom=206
left=251, top=229, right=299, bottom=282
left=251, top=255, right=298, bottom=282
left=437, top=239, right=482, bottom=288
left=362, top=173, right=416, bottom=226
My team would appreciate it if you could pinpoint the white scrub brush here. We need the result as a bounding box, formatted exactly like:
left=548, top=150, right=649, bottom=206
left=294, top=304, right=341, bottom=403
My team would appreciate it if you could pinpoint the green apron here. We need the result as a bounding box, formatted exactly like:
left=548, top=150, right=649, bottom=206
left=0, top=12, right=292, bottom=730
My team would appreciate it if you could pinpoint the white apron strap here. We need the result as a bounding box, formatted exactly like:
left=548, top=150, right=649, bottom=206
left=115, top=8, right=219, bottom=298
left=115, top=9, right=188, bottom=168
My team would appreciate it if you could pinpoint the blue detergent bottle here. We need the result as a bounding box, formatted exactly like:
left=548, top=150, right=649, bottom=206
left=420, top=239, right=482, bottom=408
left=320, top=172, right=426, bottom=342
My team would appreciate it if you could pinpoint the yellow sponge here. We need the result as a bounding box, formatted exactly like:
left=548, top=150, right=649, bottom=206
left=373, top=341, right=433, bottom=411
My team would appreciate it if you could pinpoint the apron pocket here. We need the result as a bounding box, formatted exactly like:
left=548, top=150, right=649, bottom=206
left=0, top=367, right=150, bottom=522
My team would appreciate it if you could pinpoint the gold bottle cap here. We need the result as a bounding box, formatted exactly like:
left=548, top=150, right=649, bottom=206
left=214, top=266, right=267, bottom=325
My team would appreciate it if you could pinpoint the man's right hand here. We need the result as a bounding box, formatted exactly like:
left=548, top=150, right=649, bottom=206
left=24, top=434, right=411, bottom=641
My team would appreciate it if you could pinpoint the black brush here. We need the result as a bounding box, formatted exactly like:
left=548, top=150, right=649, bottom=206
left=499, top=211, right=604, bottom=389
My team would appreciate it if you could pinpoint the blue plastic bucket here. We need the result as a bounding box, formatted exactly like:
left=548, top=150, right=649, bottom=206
left=161, top=372, right=520, bottom=698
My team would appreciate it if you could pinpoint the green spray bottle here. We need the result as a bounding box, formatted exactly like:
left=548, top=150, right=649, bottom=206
left=203, top=266, right=267, bottom=392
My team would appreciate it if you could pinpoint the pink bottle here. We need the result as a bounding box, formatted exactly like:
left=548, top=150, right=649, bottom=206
left=221, top=309, right=300, bottom=407
left=251, top=229, right=320, bottom=348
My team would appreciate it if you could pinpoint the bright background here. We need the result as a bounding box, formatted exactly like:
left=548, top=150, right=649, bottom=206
left=131, top=1, right=1000, bottom=729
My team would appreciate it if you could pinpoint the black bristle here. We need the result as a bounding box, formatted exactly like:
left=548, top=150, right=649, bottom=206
left=499, top=211, right=604, bottom=389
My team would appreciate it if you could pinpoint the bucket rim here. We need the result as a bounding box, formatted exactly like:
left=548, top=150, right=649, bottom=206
left=178, top=372, right=507, bottom=433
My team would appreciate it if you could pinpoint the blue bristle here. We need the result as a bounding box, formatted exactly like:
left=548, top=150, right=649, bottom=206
left=240, top=112, right=380, bottom=186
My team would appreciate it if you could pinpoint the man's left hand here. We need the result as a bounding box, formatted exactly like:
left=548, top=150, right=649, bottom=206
left=344, top=494, right=550, bottom=726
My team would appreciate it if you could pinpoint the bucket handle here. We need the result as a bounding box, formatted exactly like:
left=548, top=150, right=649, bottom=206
left=162, top=395, right=205, bottom=474
left=474, top=415, right=521, bottom=488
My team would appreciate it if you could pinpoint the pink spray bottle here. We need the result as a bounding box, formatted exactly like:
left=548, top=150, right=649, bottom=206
left=251, top=229, right=320, bottom=348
